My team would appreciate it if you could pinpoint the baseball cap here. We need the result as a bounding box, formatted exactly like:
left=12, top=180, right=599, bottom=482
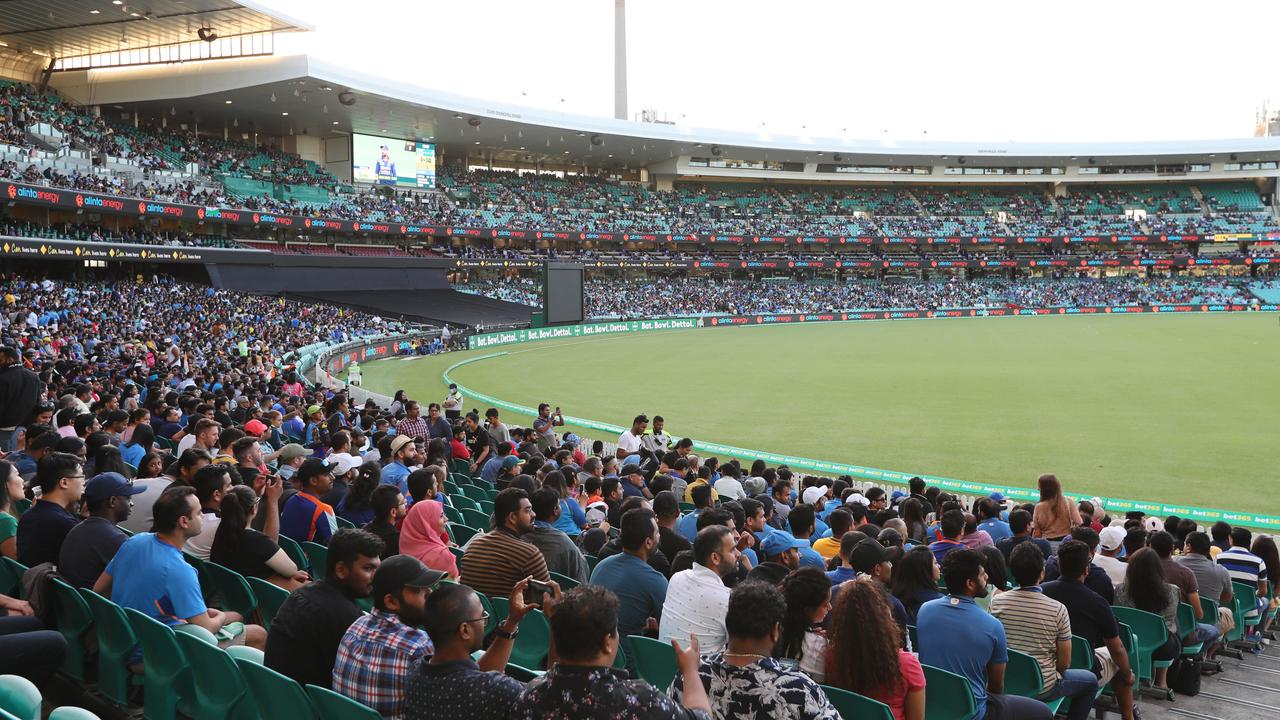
left=243, top=419, right=268, bottom=436
left=83, top=472, right=147, bottom=503
left=846, top=493, right=870, bottom=507
left=850, top=538, right=892, bottom=573
left=371, top=555, right=446, bottom=602
left=389, top=434, right=414, bottom=455
left=620, top=463, right=643, bottom=477
left=1142, top=516, right=1164, bottom=533
left=562, top=432, right=580, bottom=447
left=1098, top=526, right=1125, bottom=552
left=760, top=532, right=809, bottom=558
left=306, top=405, right=323, bottom=416
left=296, top=458, right=336, bottom=483
left=801, top=486, right=827, bottom=506
left=988, top=492, right=1006, bottom=504
left=742, top=477, right=767, bottom=496
left=277, top=444, right=310, bottom=462
left=329, top=452, right=364, bottom=475
left=501, top=455, right=525, bottom=472
left=890, top=489, right=907, bottom=503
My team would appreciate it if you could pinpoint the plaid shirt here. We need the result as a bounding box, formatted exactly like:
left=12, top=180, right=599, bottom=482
left=396, top=417, right=429, bottom=440
left=332, top=609, right=432, bottom=720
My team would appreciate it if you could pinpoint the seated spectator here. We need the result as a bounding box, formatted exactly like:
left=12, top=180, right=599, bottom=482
left=785, top=504, right=827, bottom=570
left=812, top=508, right=851, bottom=560
left=408, top=579, right=549, bottom=720
left=332, top=556, right=443, bottom=719
left=658, top=525, right=737, bottom=653
left=0, top=460, right=20, bottom=560
left=826, top=580, right=926, bottom=720
left=183, top=463, right=233, bottom=560
left=16, top=452, right=84, bottom=566
left=678, top=484, right=714, bottom=541
left=654, top=490, right=692, bottom=570
left=590, top=508, right=668, bottom=654
left=917, top=548, right=1052, bottom=720
left=990, top=543, right=1097, bottom=720
left=961, top=513, right=995, bottom=549
left=121, top=448, right=210, bottom=535
left=0, top=592, right=67, bottom=688
left=363, top=485, right=405, bottom=558
left=265, top=528, right=384, bottom=688
left=1043, top=527, right=1114, bottom=603
left=336, top=465, right=380, bottom=528
left=210, top=484, right=306, bottom=591
left=774, top=567, right=832, bottom=683
left=380, top=434, right=415, bottom=496
left=57, top=472, right=144, bottom=589
left=977, top=498, right=1012, bottom=543
left=1177, top=531, right=1235, bottom=644
left=1042, top=541, right=1136, bottom=720
left=280, top=458, right=338, bottom=545
left=927, top=509, right=967, bottom=566
left=1114, top=548, right=1181, bottom=691
left=95, top=486, right=266, bottom=650
left=670, top=580, right=840, bottom=719
left=400, top=499, right=458, bottom=578
left=996, top=509, right=1052, bottom=564
left=1092, top=527, right=1128, bottom=585
left=1216, top=526, right=1269, bottom=631
left=893, top=545, right=943, bottom=625
left=459, top=488, right=549, bottom=598
left=526, top=487, right=590, bottom=585
left=512, top=585, right=710, bottom=719
left=1148, top=530, right=1217, bottom=643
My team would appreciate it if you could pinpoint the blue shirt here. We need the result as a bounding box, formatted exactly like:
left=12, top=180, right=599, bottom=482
left=479, top=456, right=503, bottom=485
left=977, top=518, right=1012, bottom=543
left=589, top=552, right=668, bottom=639
left=281, top=492, right=336, bottom=545
left=380, top=462, right=410, bottom=497
left=917, top=595, right=1008, bottom=718
left=121, top=442, right=146, bottom=468
left=826, top=566, right=857, bottom=586
left=553, top=498, right=586, bottom=536
left=105, top=533, right=206, bottom=626
left=676, top=510, right=702, bottom=542
left=797, top=543, right=826, bottom=570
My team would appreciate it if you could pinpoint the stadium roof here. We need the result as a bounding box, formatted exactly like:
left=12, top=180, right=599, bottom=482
left=0, top=0, right=310, bottom=59
left=50, top=53, right=1280, bottom=173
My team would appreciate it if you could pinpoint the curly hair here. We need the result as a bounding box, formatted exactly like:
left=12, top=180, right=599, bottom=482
left=826, top=580, right=902, bottom=697
left=773, top=567, right=832, bottom=660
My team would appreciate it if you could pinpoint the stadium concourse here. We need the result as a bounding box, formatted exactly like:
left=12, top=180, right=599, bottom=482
left=0, top=273, right=1277, bottom=720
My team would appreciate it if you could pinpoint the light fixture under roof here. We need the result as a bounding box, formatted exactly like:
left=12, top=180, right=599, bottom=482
left=112, top=0, right=122, bottom=4
left=90, top=8, right=100, bottom=13
left=224, top=100, right=233, bottom=104
left=281, top=112, right=288, bottom=116
left=332, top=121, right=339, bottom=125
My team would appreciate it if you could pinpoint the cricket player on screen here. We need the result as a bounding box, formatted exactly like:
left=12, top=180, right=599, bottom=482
left=374, top=145, right=397, bottom=185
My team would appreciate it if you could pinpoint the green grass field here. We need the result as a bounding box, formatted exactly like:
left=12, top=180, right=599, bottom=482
left=359, top=313, right=1280, bottom=516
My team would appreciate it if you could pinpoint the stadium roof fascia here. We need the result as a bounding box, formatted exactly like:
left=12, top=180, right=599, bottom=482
left=50, top=53, right=1280, bottom=169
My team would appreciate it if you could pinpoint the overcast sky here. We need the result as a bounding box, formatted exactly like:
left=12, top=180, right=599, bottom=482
left=263, top=0, right=1278, bottom=143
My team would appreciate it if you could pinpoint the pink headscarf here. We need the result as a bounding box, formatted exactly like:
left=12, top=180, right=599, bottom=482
left=400, top=500, right=457, bottom=577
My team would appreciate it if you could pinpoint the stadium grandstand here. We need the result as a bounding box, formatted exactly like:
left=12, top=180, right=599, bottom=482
left=2, top=3, right=1280, bottom=720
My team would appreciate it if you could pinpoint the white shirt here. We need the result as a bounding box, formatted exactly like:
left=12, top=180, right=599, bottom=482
left=658, top=563, right=731, bottom=653
left=713, top=476, right=747, bottom=500
left=176, top=433, right=197, bottom=456
left=617, top=430, right=642, bottom=456
left=119, top=477, right=173, bottom=534
left=182, top=511, right=221, bottom=560
left=1093, top=554, right=1128, bottom=586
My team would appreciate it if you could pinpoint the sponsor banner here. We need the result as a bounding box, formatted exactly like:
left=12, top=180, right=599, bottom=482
left=440, top=351, right=1280, bottom=530
left=0, top=236, right=207, bottom=262
left=323, top=337, right=416, bottom=374
left=469, top=317, right=705, bottom=350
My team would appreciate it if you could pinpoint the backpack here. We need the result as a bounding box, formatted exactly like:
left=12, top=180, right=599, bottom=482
left=1167, top=655, right=1201, bottom=696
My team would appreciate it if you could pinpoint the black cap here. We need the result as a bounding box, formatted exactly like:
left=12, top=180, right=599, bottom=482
left=620, top=463, right=642, bottom=477
left=296, top=457, right=336, bottom=483
left=372, top=555, right=446, bottom=602
left=849, top=538, right=892, bottom=573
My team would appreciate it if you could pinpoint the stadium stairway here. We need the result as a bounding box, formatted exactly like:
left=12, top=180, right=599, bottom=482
left=1141, top=637, right=1280, bottom=720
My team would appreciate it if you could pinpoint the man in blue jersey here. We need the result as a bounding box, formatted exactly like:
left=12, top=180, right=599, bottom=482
left=374, top=145, right=397, bottom=185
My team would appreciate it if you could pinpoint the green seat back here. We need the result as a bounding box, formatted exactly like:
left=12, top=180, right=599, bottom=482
left=626, top=635, right=677, bottom=692
left=460, top=486, right=488, bottom=503
left=449, top=494, right=480, bottom=512
left=449, top=523, right=480, bottom=546
left=78, top=589, right=139, bottom=706
left=246, top=577, right=291, bottom=631
left=477, top=592, right=497, bottom=637
left=1111, top=606, right=1167, bottom=679
left=443, top=504, right=464, bottom=525
left=549, top=572, right=579, bottom=591
left=48, top=577, right=93, bottom=680
left=678, top=502, right=695, bottom=513
left=1003, top=649, right=1044, bottom=697
left=335, top=517, right=355, bottom=530
left=1070, top=635, right=1093, bottom=670
left=476, top=500, right=495, bottom=514
left=489, top=596, right=510, bottom=626
left=585, top=555, right=600, bottom=573
left=0, top=559, right=30, bottom=599
left=47, top=708, right=101, bottom=720
left=174, top=631, right=256, bottom=720
left=504, top=664, right=543, bottom=682
left=1176, top=602, right=1196, bottom=640
left=0, top=674, right=40, bottom=720
left=507, top=608, right=551, bottom=670
left=205, top=562, right=258, bottom=618
left=277, top=536, right=307, bottom=573
left=443, top=480, right=460, bottom=496
left=305, top=684, right=380, bottom=720
left=227, top=646, right=265, bottom=665
left=235, top=658, right=317, bottom=720
left=124, top=608, right=194, bottom=720
left=1233, top=581, right=1261, bottom=625
left=302, top=543, right=328, bottom=581
left=921, top=664, right=976, bottom=720
left=460, top=508, right=491, bottom=530
left=820, top=685, right=894, bottom=720
left=448, top=459, right=472, bottom=478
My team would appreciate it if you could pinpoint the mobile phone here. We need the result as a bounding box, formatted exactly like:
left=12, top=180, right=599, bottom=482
left=527, top=579, right=551, bottom=595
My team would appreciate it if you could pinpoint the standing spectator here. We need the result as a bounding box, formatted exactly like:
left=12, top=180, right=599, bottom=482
left=990, top=543, right=1097, bottom=720
left=442, top=384, right=463, bottom=422
left=670, top=581, right=840, bottom=720
left=774, top=567, right=832, bottom=682
left=399, top=499, right=458, bottom=578
left=512, top=585, right=710, bottom=719
left=459, top=488, right=549, bottom=598
left=265, top=529, right=384, bottom=688
left=16, top=452, right=84, bottom=566
left=280, top=458, right=338, bottom=544
left=659, top=525, right=737, bottom=653
left=531, top=403, right=564, bottom=453
left=332, top=556, right=443, bottom=720
left=590, top=508, right=668, bottom=652
left=1114, top=548, right=1182, bottom=691
left=893, top=545, right=943, bottom=625
left=526, top=488, right=590, bottom=586
left=57, top=472, right=144, bottom=589
left=0, top=346, right=41, bottom=452
left=616, top=414, right=647, bottom=460
left=826, top=580, right=926, bottom=720
left=94, top=487, right=266, bottom=649
left=484, top=408, right=511, bottom=447
left=395, top=402, right=429, bottom=442
left=917, top=549, right=1052, bottom=720
left=1031, top=475, right=1080, bottom=548
left=423, top=402, right=451, bottom=440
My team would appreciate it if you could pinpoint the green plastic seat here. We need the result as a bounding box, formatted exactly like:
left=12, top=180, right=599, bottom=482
left=1112, top=605, right=1171, bottom=684
left=78, top=589, right=141, bottom=706
left=626, top=635, right=677, bottom=692
left=182, top=552, right=216, bottom=604
left=174, top=631, right=256, bottom=720
left=443, top=480, right=460, bottom=496
left=277, top=535, right=308, bottom=573
left=549, top=572, right=580, bottom=591
left=585, top=555, right=600, bottom=573
left=460, top=485, right=489, bottom=503
left=1004, top=649, right=1064, bottom=713
left=921, top=663, right=976, bottom=720
left=504, top=664, right=544, bottom=682
left=678, top=502, right=695, bottom=513
left=449, top=523, right=480, bottom=546
left=205, top=562, right=258, bottom=619
left=449, top=494, right=480, bottom=512
left=0, top=558, right=30, bottom=599
left=1176, top=602, right=1204, bottom=656
left=235, top=657, right=317, bottom=720
left=48, top=577, right=93, bottom=681
left=124, top=608, right=195, bottom=720
left=48, top=708, right=101, bottom=720
left=247, top=577, right=291, bottom=631
left=477, top=592, right=497, bottom=637
left=305, top=684, right=380, bottom=720
left=443, top=504, right=464, bottom=525
left=505, top=608, right=551, bottom=670
left=820, top=685, right=894, bottom=720
left=0, top=674, right=40, bottom=720
left=334, top=517, right=355, bottom=530
left=489, top=596, right=510, bottom=626
left=448, top=459, right=473, bottom=478
left=302, top=543, right=328, bottom=580
left=449, top=547, right=465, bottom=565
left=460, top=508, right=491, bottom=529
left=227, top=646, right=265, bottom=665
left=1233, top=581, right=1263, bottom=630
left=476, top=500, right=495, bottom=514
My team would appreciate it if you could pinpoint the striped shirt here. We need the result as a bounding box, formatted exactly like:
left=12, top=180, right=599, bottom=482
left=459, top=527, right=549, bottom=598
left=989, top=587, right=1071, bottom=692
left=1217, top=548, right=1268, bottom=617
left=396, top=417, right=429, bottom=440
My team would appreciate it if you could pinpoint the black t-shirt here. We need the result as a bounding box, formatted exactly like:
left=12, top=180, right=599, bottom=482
left=16, top=499, right=79, bottom=567
left=364, top=521, right=401, bottom=559
left=658, top=526, right=691, bottom=575
left=1044, top=556, right=1115, bottom=604
left=1042, top=578, right=1119, bottom=651
left=210, top=528, right=280, bottom=580
left=596, top=540, right=670, bottom=578
left=57, top=517, right=128, bottom=589
left=264, top=580, right=362, bottom=688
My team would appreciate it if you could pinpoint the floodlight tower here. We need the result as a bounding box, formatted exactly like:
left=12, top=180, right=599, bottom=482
left=614, top=0, right=628, bottom=120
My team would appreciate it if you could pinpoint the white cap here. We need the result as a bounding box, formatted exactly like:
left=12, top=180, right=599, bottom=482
left=1099, top=526, right=1125, bottom=552
left=845, top=493, right=870, bottom=507
left=802, top=486, right=827, bottom=506
left=1142, top=516, right=1164, bottom=533
left=329, top=452, right=364, bottom=476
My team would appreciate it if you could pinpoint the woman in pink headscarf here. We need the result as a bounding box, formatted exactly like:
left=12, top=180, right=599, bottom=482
left=399, top=499, right=458, bottom=577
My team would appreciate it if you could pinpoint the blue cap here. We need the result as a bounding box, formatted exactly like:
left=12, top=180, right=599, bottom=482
left=891, top=490, right=907, bottom=501
left=760, top=531, right=809, bottom=559
left=84, top=472, right=147, bottom=502
left=562, top=433, right=580, bottom=446
left=988, top=492, right=1007, bottom=503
